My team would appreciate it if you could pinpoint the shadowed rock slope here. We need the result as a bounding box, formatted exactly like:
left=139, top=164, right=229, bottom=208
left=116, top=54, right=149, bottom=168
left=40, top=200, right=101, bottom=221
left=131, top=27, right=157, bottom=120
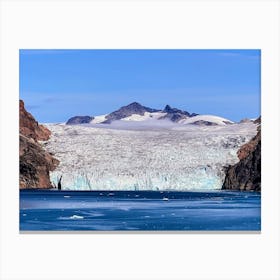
left=66, top=115, right=94, bottom=125
left=222, top=118, right=261, bottom=191
left=160, top=105, right=198, bottom=122
left=19, top=100, right=59, bottom=189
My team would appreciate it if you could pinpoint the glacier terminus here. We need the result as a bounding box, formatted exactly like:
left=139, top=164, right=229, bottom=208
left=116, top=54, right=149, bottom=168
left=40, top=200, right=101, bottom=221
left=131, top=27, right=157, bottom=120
left=44, top=118, right=258, bottom=191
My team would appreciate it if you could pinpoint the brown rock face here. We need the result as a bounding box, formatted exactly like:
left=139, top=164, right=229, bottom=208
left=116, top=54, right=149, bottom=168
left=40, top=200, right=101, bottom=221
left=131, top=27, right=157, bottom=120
left=20, top=134, right=59, bottom=189
left=19, top=100, right=59, bottom=189
left=237, top=127, right=260, bottom=160
left=19, top=100, right=51, bottom=141
left=222, top=122, right=261, bottom=191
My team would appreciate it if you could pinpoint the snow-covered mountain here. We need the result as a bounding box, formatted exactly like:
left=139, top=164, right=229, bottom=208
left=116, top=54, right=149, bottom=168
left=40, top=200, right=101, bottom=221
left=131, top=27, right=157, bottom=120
left=101, top=102, right=160, bottom=124
left=66, top=102, right=234, bottom=126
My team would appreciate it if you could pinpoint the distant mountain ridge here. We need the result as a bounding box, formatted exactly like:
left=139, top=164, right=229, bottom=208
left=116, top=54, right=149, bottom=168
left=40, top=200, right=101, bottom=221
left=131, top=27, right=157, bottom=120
left=66, top=102, right=234, bottom=126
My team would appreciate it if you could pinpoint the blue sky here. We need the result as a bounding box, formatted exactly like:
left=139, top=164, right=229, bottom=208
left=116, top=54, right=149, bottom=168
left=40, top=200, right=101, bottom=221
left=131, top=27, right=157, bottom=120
left=19, top=49, right=260, bottom=123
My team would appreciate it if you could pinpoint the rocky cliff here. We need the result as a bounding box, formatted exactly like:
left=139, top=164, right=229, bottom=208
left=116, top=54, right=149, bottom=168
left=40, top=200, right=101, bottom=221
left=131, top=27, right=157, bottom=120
left=20, top=100, right=51, bottom=141
left=222, top=120, right=261, bottom=191
left=19, top=100, right=59, bottom=189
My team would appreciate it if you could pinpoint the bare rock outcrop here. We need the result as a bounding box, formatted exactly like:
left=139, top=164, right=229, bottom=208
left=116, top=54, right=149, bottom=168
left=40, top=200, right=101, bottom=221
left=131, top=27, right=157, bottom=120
left=20, top=134, right=59, bottom=189
left=66, top=115, right=94, bottom=125
left=19, top=100, right=59, bottom=189
left=20, top=100, right=51, bottom=141
left=222, top=121, right=261, bottom=191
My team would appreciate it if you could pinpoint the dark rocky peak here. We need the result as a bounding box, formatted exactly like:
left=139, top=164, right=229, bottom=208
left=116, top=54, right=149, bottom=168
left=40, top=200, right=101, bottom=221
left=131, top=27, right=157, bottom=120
left=160, top=104, right=198, bottom=123
left=163, top=105, right=173, bottom=112
left=123, top=102, right=159, bottom=113
left=103, top=102, right=160, bottom=123
left=66, top=115, right=94, bottom=125
left=163, top=104, right=190, bottom=116
left=163, top=105, right=198, bottom=117
left=126, top=102, right=143, bottom=109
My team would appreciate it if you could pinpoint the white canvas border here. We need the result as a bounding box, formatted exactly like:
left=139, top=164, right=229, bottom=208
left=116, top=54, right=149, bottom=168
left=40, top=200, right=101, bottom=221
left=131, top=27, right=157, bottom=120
left=0, top=0, right=280, bottom=279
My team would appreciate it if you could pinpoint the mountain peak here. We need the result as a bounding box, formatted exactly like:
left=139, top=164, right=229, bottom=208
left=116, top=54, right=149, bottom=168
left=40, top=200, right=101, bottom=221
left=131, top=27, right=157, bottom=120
left=163, top=104, right=190, bottom=116
left=103, top=102, right=160, bottom=123
left=159, top=104, right=200, bottom=122
left=127, top=101, right=142, bottom=107
left=164, top=105, right=172, bottom=112
left=125, top=102, right=146, bottom=110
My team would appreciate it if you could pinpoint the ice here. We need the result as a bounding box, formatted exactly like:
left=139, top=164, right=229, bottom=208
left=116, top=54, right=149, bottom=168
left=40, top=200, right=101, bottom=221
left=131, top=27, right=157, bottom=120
left=45, top=122, right=258, bottom=191
left=58, top=215, right=84, bottom=220
left=69, top=215, right=84, bottom=219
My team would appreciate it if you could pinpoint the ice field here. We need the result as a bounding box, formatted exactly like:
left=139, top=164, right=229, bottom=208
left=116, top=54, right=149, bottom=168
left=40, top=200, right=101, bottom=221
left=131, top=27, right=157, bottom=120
left=44, top=121, right=258, bottom=191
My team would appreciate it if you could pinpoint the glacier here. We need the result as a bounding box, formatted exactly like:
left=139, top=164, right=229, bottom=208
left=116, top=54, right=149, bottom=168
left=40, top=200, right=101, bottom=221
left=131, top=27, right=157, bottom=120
left=44, top=121, right=258, bottom=191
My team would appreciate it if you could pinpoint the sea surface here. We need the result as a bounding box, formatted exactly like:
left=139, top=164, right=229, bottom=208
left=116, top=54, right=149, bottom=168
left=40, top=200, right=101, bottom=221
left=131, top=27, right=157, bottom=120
left=20, top=190, right=261, bottom=231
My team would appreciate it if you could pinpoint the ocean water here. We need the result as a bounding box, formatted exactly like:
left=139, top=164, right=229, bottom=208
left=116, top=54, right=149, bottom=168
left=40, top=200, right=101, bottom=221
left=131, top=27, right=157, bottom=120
left=20, top=190, right=261, bottom=231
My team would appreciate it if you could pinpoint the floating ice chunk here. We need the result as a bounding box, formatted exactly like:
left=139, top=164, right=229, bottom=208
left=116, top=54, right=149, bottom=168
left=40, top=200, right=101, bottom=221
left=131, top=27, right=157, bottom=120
left=69, top=215, right=84, bottom=219
left=58, top=215, right=84, bottom=220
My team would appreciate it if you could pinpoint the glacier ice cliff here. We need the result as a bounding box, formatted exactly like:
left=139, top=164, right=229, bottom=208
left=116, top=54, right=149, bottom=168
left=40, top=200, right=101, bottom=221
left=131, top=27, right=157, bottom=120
left=45, top=122, right=258, bottom=191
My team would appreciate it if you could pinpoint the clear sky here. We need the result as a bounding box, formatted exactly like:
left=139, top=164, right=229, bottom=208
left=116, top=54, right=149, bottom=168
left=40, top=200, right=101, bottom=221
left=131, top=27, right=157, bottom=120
left=19, top=49, right=260, bottom=123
